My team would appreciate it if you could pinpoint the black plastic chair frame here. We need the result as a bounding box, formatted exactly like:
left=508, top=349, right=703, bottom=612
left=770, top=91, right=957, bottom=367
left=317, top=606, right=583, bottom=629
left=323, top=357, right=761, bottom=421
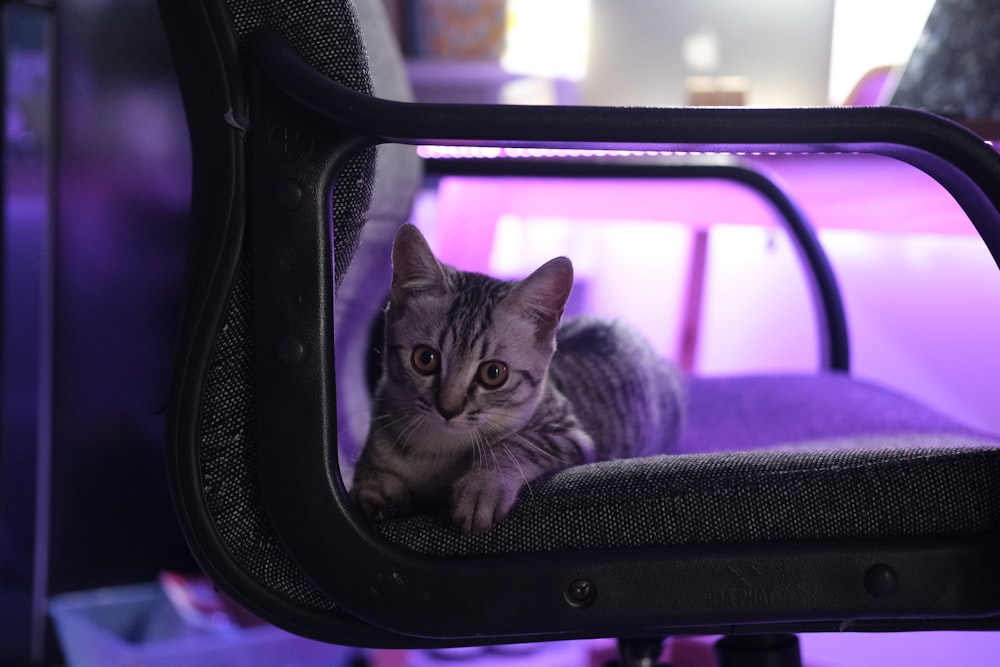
left=254, top=30, right=1000, bottom=260
left=167, top=19, right=1000, bottom=648
left=255, top=29, right=1000, bottom=639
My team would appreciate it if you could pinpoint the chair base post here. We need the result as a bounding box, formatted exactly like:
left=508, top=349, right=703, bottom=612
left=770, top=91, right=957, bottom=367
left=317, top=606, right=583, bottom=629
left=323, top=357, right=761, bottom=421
left=607, top=637, right=669, bottom=667
left=714, top=634, right=802, bottom=667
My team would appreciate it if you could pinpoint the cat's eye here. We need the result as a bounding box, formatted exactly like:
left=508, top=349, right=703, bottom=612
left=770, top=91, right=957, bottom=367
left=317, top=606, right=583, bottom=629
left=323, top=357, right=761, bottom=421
left=476, top=361, right=508, bottom=388
left=411, top=345, right=440, bottom=375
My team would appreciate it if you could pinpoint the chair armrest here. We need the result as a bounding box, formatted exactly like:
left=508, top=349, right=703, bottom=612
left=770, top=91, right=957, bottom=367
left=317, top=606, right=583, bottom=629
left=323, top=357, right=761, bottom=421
left=252, top=29, right=1000, bottom=267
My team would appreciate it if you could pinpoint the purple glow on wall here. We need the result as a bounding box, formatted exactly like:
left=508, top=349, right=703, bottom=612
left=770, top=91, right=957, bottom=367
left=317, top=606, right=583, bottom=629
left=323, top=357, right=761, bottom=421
left=417, top=145, right=840, bottom=160
left=418, top=142, right=997, bottom=160
left=417, top=145, right=694, bottom=159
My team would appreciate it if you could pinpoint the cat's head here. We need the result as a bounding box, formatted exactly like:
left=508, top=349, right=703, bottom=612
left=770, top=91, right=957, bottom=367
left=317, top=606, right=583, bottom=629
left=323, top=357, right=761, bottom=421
left=379, top=224, right=573, bottom=444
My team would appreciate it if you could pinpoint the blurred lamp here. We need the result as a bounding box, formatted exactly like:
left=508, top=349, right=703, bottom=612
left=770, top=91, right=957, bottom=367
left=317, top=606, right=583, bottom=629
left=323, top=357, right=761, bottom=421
left=502, top=0, right=590, bottom=80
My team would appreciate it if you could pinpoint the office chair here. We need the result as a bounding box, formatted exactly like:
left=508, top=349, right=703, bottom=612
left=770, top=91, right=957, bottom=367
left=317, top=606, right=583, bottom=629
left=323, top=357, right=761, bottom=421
left=157, top=0, right=1000, bottom=664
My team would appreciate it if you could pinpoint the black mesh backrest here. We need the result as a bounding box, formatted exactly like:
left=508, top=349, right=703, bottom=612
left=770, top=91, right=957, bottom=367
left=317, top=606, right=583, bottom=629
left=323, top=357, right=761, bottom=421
left=223, top=0, right=375, bottom=285
left=195, top=0, right=379, bottom=613
left=201, top=257, right=341, bottom=612
left=224, top=0, right=372, bottom=94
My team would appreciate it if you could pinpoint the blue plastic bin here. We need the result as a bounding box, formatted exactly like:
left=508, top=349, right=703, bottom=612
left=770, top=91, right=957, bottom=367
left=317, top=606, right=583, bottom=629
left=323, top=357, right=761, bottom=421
left=50, top=582, right=357, bottom=667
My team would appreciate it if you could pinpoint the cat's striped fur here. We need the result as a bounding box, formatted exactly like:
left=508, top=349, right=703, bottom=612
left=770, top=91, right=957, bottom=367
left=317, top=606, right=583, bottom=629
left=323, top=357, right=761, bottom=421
left=351, top=224, right=685, bottom=534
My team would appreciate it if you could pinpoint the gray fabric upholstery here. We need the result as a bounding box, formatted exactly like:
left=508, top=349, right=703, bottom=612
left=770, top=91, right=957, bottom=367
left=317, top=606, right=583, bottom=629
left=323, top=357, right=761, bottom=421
left=200, top=0, right=422, bottom=615
left=200, top=257, right=340, bottom=611
left=200, top=0, right=382, bottom=614
left=677, top=373, right=985, bottom=454
left=375, top=440, right=1000, bottom=556
left=372, top=375, right=1000, bottom=556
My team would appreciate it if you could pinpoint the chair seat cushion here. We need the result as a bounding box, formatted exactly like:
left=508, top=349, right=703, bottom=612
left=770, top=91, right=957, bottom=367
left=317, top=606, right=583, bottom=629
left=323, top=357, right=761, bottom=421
left=373, top=373, right=1000, bottom=555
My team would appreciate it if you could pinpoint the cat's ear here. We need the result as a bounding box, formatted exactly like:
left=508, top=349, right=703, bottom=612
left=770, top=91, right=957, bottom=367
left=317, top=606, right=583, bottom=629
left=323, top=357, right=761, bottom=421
left=390, top=223, right=447, bottom=304
left=509, top=256, right=574, bottom=339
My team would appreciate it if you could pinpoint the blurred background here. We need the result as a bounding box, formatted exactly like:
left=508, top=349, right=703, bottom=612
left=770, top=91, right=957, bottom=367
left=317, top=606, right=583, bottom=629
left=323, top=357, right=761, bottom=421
left=2, top=0, right=999, bottom=665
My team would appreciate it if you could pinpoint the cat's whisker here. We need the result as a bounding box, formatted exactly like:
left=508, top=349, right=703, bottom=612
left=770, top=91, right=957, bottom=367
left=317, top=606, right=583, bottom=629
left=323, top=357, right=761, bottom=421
left=392, top=414, right=425, bottom=452
left=335, top=404, right=404, bottom=437
left=474, top=433, right=491, bottom=474
left=486, top=409, right=575, bottom=434
left=340, top=412, right=398, bottom=437
left=487, top=443, right=502, bottom=478
left=477, top=424, right=517, bottom=474
left=475, top=422, right=507, bottom=449
left=366, top=410, right=422, bottom=441
left=500, top=444, right=534, bottom=503
left=515, top=433, right=567, bottom=463
left=483, top=416, right=567, bottom=464
left=465, top=431, right=482, bottom=470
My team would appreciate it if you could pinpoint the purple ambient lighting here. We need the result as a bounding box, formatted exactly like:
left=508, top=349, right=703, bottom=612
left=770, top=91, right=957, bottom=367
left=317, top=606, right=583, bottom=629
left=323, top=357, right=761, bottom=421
left=416, top=146, right=697, bottom=159
left=416, top=145, right=832, bottom=159
left=417, top=141, right=996, bottom=161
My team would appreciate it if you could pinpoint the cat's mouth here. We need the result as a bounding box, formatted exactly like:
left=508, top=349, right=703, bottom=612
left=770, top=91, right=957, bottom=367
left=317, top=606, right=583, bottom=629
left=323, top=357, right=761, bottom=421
left=435, top=416, right=477, bottom=433
left=423, top=416, right=495, bottom=446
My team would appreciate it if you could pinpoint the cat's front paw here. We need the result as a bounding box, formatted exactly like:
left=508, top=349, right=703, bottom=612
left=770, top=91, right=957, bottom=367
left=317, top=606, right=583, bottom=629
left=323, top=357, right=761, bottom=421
left=351, top=472, right=413, bottom=522
left=450, top=471, right=522, bottom=534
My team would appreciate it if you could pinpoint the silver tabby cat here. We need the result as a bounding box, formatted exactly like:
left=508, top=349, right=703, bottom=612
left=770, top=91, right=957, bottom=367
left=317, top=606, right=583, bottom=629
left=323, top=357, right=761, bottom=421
left=351, top=224, right=685, bottom=534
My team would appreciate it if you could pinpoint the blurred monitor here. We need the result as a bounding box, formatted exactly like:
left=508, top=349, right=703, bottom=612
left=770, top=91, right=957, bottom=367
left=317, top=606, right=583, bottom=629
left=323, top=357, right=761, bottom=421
left=582, top=0, right=835, bottom=108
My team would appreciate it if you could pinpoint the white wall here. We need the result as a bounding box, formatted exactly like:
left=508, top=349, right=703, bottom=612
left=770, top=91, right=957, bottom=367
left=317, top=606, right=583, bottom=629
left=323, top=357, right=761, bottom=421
left=581, top=0, right=835, bottom=107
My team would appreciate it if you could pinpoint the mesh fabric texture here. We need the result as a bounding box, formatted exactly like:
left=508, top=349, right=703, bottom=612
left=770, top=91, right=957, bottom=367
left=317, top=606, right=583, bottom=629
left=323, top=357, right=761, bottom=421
left=224, top=0, right=375, bottom=286
left=374, top=437, right=1000, bottom=556
left=199, top=256, right=339, bottom=611
left=196, top=0, right=378, bottom=613
left=372, top=374, right=1000, bottom=555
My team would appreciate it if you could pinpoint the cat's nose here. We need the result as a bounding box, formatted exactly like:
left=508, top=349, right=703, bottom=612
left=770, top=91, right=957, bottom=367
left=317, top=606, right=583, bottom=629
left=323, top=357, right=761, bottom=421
left=436, top=397, right=465, bottom=421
